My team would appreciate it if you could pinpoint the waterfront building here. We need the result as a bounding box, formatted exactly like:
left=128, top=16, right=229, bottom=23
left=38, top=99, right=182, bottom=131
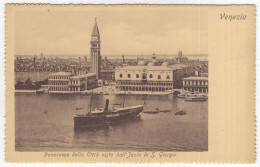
left=69, top=73, right=97, bottom=91
left=100, top=70, right=115, bottom=83
left=115, top=65, right=174, bottom=92
left=47, top=72, right=97, bottom=92
left=91, top=18, right=101, bottom=79
left=115, top=57, right=190, bottom=92
left=169, top=63, right=190, bottom=89
left=201, top=72, right=208, bottom=77
left=182, top=77, right=208, bottom=93
left=48, top=72, right=73, bottom=91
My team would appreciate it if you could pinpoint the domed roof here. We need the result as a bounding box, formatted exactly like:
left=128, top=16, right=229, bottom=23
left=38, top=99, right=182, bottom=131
left=162, top=61, right=168, bottom=66
left=147, top=61, right=155, bottom=66
left=138, top=60, right=146, bottom=66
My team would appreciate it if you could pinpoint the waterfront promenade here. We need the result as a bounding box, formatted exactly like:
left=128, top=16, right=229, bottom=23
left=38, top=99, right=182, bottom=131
left=15, top=85, right=186, bottom=95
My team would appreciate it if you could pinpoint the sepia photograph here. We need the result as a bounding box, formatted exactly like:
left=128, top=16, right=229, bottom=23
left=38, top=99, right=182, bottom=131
left=2, top=2, right=257, bottom=164
left=13, top=7, right=209, bottom=152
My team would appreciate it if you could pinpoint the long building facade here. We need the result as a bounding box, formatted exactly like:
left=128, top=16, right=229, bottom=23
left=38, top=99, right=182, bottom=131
left=48, top=72, right=72, bottom=91
left=69, top=73, right=97, bottom=91
left=182, top=77, right=208, bottom=93
left=115, top=57, right=191, bottom=92
left=115, top=66, right=174, bottom=92
left=47, top=72, right=97, bottom=92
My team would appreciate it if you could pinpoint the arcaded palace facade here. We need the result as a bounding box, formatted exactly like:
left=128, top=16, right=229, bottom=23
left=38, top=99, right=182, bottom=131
left=115, top=58, right=190, bottom=92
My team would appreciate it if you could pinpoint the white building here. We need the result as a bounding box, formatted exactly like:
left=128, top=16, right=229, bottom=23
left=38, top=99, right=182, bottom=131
left=115, top=55, right=191, bottom=92
left=47, top=72, right=97, bottom=92
left=183, top=77, right=208, bottom=93
left=115, top=63, right=175, bottom=92
left=69, top=73, right=97, bottom=91
left=48, top=72, right=72, bottom=92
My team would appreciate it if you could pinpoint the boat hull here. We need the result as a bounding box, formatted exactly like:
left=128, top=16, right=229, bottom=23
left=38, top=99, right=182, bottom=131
left=74, top=116, right=110, bottom=129
left=74, top=105, right=143, bottom=129
left=185, top=97, right=207, bottom=101
left=177, top=94, right=186, bottom=98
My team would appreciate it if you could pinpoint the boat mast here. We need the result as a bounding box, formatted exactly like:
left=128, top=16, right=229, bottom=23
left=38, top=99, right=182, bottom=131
left=89, top=89, right=93, bottom=113
left=123, top=90, right=126, bottom=108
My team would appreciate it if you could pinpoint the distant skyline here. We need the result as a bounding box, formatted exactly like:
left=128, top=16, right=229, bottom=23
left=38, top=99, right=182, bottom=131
left=15, top=9, right=207, bottom=56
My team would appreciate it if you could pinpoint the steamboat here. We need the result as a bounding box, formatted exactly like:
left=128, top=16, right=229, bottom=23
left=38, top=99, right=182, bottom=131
left=178, top=91, right=207, bottom=101
left=74, top=99, right=143, bottom=129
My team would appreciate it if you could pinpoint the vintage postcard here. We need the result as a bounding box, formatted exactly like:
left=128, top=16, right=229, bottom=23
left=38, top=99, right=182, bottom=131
left=5, top=4, right=255, bottom=163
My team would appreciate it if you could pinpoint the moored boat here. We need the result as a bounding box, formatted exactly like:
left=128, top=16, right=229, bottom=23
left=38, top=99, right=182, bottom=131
left=179, top=92, right=207, bottom=101
left=177, top=94, right=186, bottom=98
left=159, top=109, right=171, bottom=113
left=185, top=96, right=207, bottom=101
left=175, top=110, right=186, bottom=115
left=143, top=110, right=159, bottom=114
left=36, top=89, right=44, bottom=95
left=143, top=108, right=171, bottom=114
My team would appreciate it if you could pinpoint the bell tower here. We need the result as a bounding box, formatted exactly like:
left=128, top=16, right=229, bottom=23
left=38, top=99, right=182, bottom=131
left=91, top=18, right=101, bottom=79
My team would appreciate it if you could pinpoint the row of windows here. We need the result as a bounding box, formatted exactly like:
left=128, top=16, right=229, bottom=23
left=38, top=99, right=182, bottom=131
left=70, top=80, right=80, bottom=85
left=183, top=80, right=208, bottom=86
left=184, top=87, right=208, bottom=93
left=50, top=80, right=87, bottom=86
left=49, top=87, right=69, bottom=91
left=116, top=81, right=173, bottom=87
left=49, top=87, right=82, bottom=91
left=118, top=86, right=173, bottom=92
left=49, top=82, right=68, bottom=86
left=49, top=76, right=69, bottom=80
left=119, top=74, right=170, bottom=79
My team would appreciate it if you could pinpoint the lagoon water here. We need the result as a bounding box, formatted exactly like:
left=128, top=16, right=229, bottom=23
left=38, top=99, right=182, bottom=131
left=15, top=94, right=208, bottom=152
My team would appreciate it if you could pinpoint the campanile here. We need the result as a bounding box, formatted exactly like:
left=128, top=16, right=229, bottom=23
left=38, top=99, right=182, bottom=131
left=90, top=18, right=101, bottom=79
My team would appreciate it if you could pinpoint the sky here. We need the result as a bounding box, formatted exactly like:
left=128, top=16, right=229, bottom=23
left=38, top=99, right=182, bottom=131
left=15, top=8, right=207, bottom=56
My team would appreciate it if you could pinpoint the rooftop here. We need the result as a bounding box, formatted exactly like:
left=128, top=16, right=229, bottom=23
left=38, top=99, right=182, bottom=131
left=49, top=72, right=72, bottom=76
left=170, top=64, right=188, bottom=69
left=117, top=65, right=175, bottom=71
left=183, top=77, right=208, bottom=80
left=70, top=73, right=96, bottom=79
left=101, top=69, right=115, bottom=73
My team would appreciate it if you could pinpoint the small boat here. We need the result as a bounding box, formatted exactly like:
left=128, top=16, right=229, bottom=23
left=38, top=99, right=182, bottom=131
left=178, top=92, right=207, bottom=99
left=177, top=94, right=186, bottom=98
left=185, top=96, right=207, bottom=101
left=36, top=89, right=44, bottom=95
left=143, top=110, right=159, bottom=114
left=182, top=92, right=207, bottom=101
left=143, top=107, right=160, bottom=114
left=175, top=110, right=186, bottom=115
left=160, top=109, right=171, bottom=113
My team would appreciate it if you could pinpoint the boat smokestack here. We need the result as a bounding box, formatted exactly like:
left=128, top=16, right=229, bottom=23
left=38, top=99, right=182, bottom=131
left=104, top=99, right=109, bottom=112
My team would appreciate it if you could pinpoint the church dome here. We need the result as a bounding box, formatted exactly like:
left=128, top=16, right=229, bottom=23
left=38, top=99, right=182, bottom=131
left=162, top=61, right=168, bottom=66
left=138, top=60, right=146, bottom=66
left=147, top=61, right=155, bottom=66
